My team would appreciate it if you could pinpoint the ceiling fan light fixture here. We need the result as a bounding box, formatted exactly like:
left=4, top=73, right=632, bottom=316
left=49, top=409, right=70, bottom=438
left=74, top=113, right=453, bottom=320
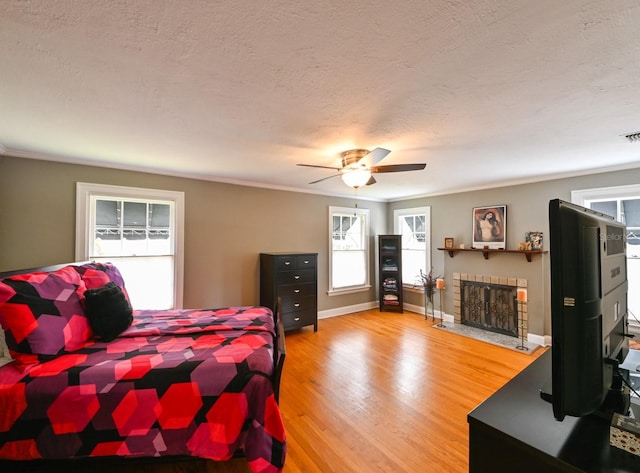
left=341, top=168, right=372, bottom=188
left=298, top=147, right=426, bottom=188
left=624, top=131, right=640, bottom=143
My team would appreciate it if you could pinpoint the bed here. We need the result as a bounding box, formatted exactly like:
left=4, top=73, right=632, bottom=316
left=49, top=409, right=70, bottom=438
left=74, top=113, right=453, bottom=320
left=0, top=261, right=286, bottom=472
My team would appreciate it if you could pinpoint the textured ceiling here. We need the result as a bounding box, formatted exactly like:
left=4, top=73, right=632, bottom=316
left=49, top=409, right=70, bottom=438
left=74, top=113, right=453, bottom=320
left=1, top=0, right=640, bottom=201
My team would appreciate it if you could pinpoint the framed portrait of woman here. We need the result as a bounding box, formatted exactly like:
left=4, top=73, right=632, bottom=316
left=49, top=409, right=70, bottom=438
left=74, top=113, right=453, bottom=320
left=472, top=205, right=506, bottom=249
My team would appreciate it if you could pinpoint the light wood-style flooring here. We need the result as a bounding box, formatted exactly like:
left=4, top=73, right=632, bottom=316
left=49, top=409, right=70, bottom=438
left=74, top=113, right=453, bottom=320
left=30, top=309, right=546, bottom=473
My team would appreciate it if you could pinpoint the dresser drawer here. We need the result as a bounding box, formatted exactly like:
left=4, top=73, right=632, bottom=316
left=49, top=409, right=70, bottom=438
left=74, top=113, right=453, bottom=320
left=278, top=282, right=316, bottom=299
left=275, top=255, right=297, bottom=271
left=280, top=294, right=316, bottom=313
left=282, top=309, right=317, bottom=330
left=277, top=269, right=315, bottom=284
left=274, top=254, right=316, bottom=271
left=295, top=254, right=316, bottom=268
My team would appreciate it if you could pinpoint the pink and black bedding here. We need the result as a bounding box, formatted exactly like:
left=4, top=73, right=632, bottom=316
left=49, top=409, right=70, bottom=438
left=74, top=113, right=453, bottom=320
left=0, top=262, right=286, bottom=472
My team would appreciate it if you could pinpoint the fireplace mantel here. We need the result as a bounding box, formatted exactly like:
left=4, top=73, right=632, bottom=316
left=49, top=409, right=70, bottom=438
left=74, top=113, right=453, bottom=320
left=438, top=247, right=547, bottom=262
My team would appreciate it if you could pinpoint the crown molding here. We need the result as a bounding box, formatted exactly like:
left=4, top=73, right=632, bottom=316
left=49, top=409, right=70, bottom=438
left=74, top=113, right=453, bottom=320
left=0, top=146, right=388, bottom=202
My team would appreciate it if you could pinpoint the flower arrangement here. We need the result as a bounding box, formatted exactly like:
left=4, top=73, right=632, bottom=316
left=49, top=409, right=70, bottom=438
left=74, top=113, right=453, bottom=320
left=415, top=268, right=440, bottom=302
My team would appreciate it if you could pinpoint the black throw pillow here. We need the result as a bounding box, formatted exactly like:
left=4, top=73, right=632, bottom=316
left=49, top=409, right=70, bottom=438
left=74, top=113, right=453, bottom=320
left=84, top=282, right=133, bottom=342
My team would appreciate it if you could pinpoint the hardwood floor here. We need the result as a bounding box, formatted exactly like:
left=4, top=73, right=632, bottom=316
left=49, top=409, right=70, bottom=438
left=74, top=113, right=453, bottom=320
left=277, top=309, right=544, bottom=473
left=17, top=309, right=545, bottom=473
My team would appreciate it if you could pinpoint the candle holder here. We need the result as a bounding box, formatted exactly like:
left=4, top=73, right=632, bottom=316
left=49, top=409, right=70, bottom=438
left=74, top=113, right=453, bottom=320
left=516, top=288, right=529, bottom=351
left=436, top=278, right=445, bottom=328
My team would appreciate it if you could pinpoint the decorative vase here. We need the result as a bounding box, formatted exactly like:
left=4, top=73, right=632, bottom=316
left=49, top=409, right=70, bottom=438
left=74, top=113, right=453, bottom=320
left=424, top=294, right=435, bottom=320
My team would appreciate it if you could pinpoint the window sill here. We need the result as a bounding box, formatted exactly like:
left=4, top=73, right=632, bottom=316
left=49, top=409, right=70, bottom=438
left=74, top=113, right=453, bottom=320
left=403, top=285, right=423, bottom=294
left=327, top=285, right=372, bottom=296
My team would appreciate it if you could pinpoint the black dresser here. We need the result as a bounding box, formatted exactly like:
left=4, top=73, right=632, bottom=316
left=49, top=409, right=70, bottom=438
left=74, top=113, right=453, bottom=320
left=260, top=252, right=318, bottom=332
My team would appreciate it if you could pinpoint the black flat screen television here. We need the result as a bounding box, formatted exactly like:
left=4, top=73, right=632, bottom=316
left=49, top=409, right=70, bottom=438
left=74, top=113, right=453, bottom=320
left=544, top=198, right=629, bottom=421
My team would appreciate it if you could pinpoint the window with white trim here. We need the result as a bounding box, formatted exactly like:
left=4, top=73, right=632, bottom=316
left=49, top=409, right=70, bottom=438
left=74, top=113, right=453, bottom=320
left=329, top=206, right=370, bottom=294
left=76, top=183, right=185, bottom=309
left=394, top=207, right=431, bottom=286
left=573, top=185, right=640, bottom=330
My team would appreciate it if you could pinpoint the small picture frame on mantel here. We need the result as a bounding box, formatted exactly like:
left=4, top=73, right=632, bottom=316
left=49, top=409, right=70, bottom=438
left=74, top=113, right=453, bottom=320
left=526, top=231, right=543, bottom=250
left=444, top=237, right=455, bottom=249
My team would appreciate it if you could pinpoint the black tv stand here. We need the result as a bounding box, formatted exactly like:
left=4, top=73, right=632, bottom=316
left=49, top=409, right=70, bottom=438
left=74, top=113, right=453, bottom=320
left=539, top=379, right=553, bottom=404
left=468, top=350, right=640, bottom=472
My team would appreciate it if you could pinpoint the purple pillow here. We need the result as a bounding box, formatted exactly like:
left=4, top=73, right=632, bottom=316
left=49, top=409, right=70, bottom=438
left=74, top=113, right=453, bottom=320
left=0, top=265, right=93, bottom=367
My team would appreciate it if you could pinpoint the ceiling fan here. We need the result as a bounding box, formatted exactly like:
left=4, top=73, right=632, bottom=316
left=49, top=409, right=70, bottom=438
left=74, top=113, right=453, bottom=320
left=297, top=148, right=426, bottom=188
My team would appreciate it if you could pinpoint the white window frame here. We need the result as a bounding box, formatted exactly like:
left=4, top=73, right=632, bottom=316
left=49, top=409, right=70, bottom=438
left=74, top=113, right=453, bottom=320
left=328, top=205, right=371, bottom=295
left=75, top=182, right=185, bottom=308
left=572, top=184, right=640, bottom=207
left=394, top=206, right=431, bottom=288
left=572, top=184, right=640, bottom=332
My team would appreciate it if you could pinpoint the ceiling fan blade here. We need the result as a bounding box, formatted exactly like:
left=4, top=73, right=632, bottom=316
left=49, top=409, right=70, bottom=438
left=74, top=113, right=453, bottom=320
left=297, top=163, right=342, bottom=171
left=359, top=147, right=391, bottom=167
left=371, top=163, right=426, bottom=173
left=365, top=176, right=377, bottom=186
left=309, top=174, right=341, bottom=184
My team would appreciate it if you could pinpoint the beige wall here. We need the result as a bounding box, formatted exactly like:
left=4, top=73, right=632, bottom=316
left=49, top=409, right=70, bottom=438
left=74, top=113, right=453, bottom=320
left=3, top=155, right=640, bottom=337
left=390, top=167, right=640, bottom=336
left=0, top=156, right=386, bottom=311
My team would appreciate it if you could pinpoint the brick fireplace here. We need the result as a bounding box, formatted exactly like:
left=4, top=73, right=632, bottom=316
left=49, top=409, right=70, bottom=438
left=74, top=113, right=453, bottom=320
left=452, top=272, right=528, bottom=339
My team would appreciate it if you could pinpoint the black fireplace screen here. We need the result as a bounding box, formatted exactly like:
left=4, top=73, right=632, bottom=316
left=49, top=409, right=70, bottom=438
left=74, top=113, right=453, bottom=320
left=460, top=281, right=518, bottom=337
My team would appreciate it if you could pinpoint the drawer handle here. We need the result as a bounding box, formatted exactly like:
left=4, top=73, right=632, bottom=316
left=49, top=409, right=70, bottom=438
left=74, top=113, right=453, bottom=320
left=294, top=275, right=300, bottom=279
left=284, top=261, right=291, bottom=266
left=294, top=289, right=300, bottom=293
left=294, top=303, right=300, bottom=308
left=294, top=317, right=300, bottom=321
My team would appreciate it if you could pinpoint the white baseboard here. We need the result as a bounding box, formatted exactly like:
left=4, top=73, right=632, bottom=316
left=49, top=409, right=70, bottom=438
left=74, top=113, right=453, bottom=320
left=318, top=301, right=378, bottom=319
left=403, top=302, right=425, bottom=316
left=319, top=301, right=436, bottom=319
left=531, top=333, right=552, bottom=347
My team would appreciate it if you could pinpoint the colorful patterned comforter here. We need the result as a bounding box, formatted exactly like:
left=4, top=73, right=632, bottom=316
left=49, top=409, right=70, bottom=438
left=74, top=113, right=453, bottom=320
left=0, top=306, right=286, bottom=472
